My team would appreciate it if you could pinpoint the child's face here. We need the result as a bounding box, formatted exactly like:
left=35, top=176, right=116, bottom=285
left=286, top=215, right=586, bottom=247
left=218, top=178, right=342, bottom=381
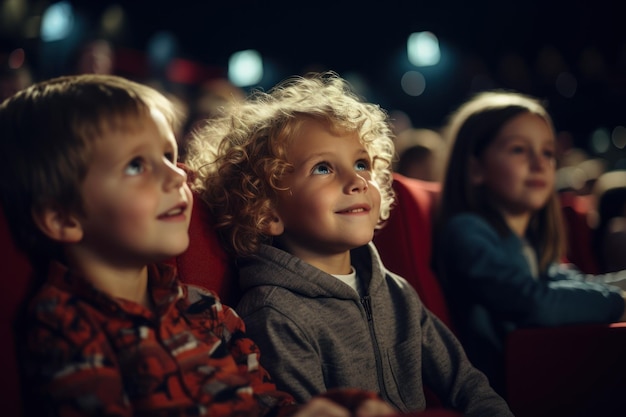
left=271, top=119, right=381, bottom=260
left=76, top=108, right=192, bottom=265
left=472, top=112, right=556, bottom=218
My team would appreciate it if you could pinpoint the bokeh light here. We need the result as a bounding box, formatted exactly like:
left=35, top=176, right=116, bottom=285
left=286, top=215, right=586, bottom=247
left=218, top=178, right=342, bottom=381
left=611, top=126, right=626, bottom=150
left=229, top=49, right=263, bottom=87
left=401, top=71, right=426, bottom=96
left=590, top=127, right=611, bottom=154
left=40, top=1, right=74, bottom=42
left=408, top=32, right=440, bottom=67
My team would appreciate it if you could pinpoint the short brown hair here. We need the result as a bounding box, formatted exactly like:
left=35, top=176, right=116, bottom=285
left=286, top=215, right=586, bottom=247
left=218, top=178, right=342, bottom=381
left=0, top=74, right=180, bottom=261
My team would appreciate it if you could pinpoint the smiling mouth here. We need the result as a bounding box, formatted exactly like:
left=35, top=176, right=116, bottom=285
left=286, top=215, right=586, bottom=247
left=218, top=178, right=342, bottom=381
left=337, top=207, right=369, bottom=214
left=159, top=204, right=187, bottom=219
left=525, top=180, right=547, bottom=187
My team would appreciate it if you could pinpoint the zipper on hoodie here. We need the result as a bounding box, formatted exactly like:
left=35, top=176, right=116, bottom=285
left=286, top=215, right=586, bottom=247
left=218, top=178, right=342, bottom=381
left=362, top=295, right=373, bottom=321
left=360, top=295, right=395, bottom=408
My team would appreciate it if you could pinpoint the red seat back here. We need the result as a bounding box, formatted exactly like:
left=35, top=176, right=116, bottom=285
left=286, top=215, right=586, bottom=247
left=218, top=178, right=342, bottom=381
left=0, top=204, right=33, bottom=417
left=373, top=173, right=453, bottom=329
left=505, top=322, right=626, bottom=417
left=163, top=193, right=238, bottom=306
left=558, top=191, right=599, bottom=274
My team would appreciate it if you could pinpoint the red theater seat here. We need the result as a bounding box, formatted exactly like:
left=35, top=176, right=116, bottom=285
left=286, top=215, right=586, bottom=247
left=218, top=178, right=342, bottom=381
left=373, top=175, right=451, bottom=329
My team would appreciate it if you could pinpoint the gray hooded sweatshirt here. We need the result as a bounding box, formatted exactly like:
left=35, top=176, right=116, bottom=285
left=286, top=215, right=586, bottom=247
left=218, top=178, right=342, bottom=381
left=236, top=242, right=514, bottom=417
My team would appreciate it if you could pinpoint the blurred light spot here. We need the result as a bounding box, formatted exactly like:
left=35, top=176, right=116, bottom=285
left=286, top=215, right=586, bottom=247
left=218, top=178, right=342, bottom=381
left=590, top=127, right=610, bottom=154
left=148, top=31, right=178, bottom=71
left=41, top=1, right=74, bottom=42
left=401, top=71, right=426, bottom=96
left=0, top=0, right=27, bottom=34
left=101, top=4, right=125, bottom=37
left=556, top=166, right=586, bottom=192
left=408, top=32, right=440, bottom=67
left=612, top=125, right=626, bottom=149
left=555, top=72, right=577, bottom=98
left=229, top=49, right=263, bottom=87
left=8, top=48, right=25, bottom=69
left=76, top=39, right=114, bottom=75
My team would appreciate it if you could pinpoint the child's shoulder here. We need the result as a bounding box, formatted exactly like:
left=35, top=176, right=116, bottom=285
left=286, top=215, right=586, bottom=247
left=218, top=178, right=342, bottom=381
left=445, top=212, right=494, bottom=234
left=439, top=213, right=506, bottom=253
left=26, top=281, right=91, bottom=330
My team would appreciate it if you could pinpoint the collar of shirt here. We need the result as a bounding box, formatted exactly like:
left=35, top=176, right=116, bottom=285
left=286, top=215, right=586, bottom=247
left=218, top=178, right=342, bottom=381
left=46, top=260, right=183, bottom=318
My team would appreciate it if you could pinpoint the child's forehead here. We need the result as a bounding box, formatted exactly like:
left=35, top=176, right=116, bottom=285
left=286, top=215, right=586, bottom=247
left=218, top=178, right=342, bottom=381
left=94, top=107, right=165, bottom=135
left=283, top=122, right=367, bottom=160
left=296, top=116, right=351, bottom=132
left=287, top=118, right=362, bottom=144
left=496, top=113, right=554, bottom=140
left=87, top=111, right=175, bottom=158
left=89, top=112, right=177, bottom=159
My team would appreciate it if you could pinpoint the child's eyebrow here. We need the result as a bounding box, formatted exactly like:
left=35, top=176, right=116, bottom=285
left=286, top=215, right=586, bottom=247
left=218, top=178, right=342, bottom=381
left=497, top=134, right=555, bottom=145
left=300, top=148, right=370, bottom=164
left=297, top=151, right=334, bottom=166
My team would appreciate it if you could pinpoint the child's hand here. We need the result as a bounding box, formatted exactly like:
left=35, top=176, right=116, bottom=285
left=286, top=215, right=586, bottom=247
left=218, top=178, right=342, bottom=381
left=354, top=398, right=397, bottom=417
left=294, top=397, right=350, bottom=417
left=313, top=388, right=397, bottom=417
left=292, top=396, right=396, bottom=417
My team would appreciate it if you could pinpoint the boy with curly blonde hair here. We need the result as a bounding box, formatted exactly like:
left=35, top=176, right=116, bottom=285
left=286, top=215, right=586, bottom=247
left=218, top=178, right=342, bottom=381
left=186, top=72, right=513, bottom=417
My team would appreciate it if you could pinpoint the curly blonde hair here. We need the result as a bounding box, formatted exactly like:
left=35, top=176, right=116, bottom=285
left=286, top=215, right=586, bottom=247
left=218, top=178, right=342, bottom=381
left=185, top=71, right=395, bottom=256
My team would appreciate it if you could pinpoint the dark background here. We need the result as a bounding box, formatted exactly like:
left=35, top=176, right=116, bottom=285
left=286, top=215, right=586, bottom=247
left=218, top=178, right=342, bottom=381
left=2, top=0, right=626, bottom=161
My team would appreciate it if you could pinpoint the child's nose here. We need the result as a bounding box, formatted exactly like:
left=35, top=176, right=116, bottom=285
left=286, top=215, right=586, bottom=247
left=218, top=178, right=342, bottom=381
left=345, top=172, right=369, bottom=193
left=164, top=160, right=187, bottom=189
left=531, top=151, right=549, bottom=171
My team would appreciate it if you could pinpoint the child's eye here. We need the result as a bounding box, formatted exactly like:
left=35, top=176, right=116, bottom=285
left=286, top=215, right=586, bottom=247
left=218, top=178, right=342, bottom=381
left=125, top=158, right=145, bottom=176
left=510, top=145, right=526, bottom=154
left=355, top=159, right=370, bottom=171
left=164, top=151, right=176, bottom=163
left=543, top=149, right=555, bottom=159
left=312, top=163, right=331, bottom=175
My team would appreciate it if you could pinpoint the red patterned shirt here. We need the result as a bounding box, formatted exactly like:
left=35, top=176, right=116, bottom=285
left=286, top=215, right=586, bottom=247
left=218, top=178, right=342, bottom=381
left=21, top=261, right=295, bottom=417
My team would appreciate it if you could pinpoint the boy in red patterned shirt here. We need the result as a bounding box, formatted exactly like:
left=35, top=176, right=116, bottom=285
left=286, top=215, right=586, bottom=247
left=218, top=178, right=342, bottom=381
left=0, top=74, right=395, bottom=417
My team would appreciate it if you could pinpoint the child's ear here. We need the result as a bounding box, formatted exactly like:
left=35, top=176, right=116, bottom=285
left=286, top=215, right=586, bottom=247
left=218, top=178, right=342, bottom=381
left=469, top=156, right=484, bottom=185
left=266, top=211, right=285, bottom=236
left=32, top=207, right=84, bottom=243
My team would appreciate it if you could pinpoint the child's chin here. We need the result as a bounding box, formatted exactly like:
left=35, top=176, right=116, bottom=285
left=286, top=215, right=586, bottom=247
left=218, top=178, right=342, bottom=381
left=157, top=242, right=191, bottom=260
left=354, top=234, right=375, bottom=247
